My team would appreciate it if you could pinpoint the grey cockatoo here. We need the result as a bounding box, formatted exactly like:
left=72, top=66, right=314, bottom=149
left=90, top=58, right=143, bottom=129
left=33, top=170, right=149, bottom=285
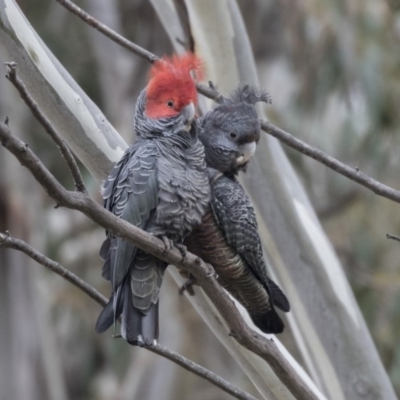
left=96, top=53, right=210, bottom=346
left=185, top=85, right=290, bottom=333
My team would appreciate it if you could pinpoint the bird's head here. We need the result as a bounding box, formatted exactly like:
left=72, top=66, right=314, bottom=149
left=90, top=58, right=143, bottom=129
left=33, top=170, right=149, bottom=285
left=144, top=53, right=203, bottom=131
left=199, top=85, right=271, bottom=174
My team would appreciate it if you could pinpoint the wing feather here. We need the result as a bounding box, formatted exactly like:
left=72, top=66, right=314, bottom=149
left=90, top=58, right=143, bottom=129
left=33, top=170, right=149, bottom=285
left=211, top=174, right=290, bottom=311
left=100, top=140, right=159, bottom=289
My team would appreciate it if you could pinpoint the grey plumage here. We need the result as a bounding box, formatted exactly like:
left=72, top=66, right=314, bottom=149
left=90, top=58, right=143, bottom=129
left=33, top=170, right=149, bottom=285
left=185, top=85, right=290, bottom=334
left=96, top=89, right=210, bottom=345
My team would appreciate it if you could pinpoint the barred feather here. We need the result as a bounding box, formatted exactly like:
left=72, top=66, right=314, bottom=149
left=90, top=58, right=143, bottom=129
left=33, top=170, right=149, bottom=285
left=185, top=88, right=289, bottom=334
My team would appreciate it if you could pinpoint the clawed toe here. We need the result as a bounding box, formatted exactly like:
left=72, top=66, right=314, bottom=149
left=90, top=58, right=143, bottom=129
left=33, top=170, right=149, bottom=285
left=157, top=235, right=174, bottom=254
left=175, top=243, right=187, bottom=260
left=205, top=263, right=216, bottom=278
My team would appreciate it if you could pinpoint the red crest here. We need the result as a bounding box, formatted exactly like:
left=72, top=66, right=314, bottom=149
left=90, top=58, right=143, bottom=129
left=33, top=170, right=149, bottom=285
left=145, top=53, right=204, bottom=119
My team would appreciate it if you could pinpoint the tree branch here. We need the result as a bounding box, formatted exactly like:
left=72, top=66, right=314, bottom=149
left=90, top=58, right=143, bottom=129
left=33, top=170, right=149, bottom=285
left=54, top=0, right=400, bottom=206
left=54, top=0, right=158, bottom=63
left=146, top=344, right=259, bottom=400
left=260, top=121, right=400, bottom=204
left=0, top=232, right=107, bottom=305
left=386, top=233, right=400, bottom=243
left=0, top=118, right=317, bottom=400
left=4, top=61, right=86, bottom=193
left=0, top=232, right=259, bottom=400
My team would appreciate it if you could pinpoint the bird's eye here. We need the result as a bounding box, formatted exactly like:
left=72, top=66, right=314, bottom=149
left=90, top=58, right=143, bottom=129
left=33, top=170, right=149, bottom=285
left=230, top=132, right=237, bottom=139
left=166, top=100, right=174, bottom=108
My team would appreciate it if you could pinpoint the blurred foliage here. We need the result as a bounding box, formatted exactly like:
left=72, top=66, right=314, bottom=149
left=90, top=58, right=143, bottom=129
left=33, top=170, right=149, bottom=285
left=1, top=0, right=400, bottom=398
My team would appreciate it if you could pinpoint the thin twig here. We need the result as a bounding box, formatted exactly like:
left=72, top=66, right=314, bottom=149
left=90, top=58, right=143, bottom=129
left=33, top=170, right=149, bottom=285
left=386, top=233, right=400, bottom=242
left=147, top=343, right=259, bottom=400
left=54, top=0, right=158, bottom=63
left=4, top=61, right=86, bottom=193
left=0, top=120, right=318, bottom=400
left=0, top=232, right=259, bottom=400
left=261, top=121, right=400, bottom=204
left=54, top=0, right=400, bottom=206
left=53, top=0, right=232, bottom=103
left=0, top=232, right=107, bottom=305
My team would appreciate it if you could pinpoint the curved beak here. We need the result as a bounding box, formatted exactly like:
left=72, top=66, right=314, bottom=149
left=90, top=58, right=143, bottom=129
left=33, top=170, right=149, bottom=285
left=181, top=102, right=195, bottom=130
left=236, top=142, right=256, bottom=165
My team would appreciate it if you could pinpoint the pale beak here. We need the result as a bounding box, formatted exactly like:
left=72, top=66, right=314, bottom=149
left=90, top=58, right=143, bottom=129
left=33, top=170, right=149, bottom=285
left=181, top=102, right=195, bottom=129
left=236, top=142, right=256, bottom=165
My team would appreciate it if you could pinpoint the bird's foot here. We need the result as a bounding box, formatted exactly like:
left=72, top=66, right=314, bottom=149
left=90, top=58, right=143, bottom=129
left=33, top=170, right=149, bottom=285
left=156, top=235, right=188, bottom=259
left=175, top=243, right=187, bottom=261
left=205, top=263, right=217, bottom=278
left=179, top=274, right=197, bottom=296
left=157, top=235, right=174, bottom=255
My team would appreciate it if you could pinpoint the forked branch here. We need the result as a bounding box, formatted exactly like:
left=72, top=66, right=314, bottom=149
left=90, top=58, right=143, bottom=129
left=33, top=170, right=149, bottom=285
left=4, top=61, right=86, bottom=193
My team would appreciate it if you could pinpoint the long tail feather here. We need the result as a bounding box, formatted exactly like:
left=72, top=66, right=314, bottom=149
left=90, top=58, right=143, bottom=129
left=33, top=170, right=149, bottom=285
left=267, top=278, right=291, bottom=312
left=121, top=284, right=159, bottom=346
left=250, top=309, right=285, bottom=334
left=95, top=290, right=124, bottom=334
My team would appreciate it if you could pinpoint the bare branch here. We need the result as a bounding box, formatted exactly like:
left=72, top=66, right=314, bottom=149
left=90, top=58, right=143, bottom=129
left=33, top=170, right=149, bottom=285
left=0, top=120, right=317, bottom=400
left=53, top=0, right=400, bottom=206
left=54, top=0, right=158, bottom=63
left=4, top=61, right=86, bottom=193
left=386, top=233, right=400, bottom=243
left=147, top=344, right=259, bottom=400
left=53, top=0, right=229, bottom=104
left=260, top=121, right=400, bottom=204
left=0, top=232, right=107, bottom=306
left=0, top=232, right=259, bottom=400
